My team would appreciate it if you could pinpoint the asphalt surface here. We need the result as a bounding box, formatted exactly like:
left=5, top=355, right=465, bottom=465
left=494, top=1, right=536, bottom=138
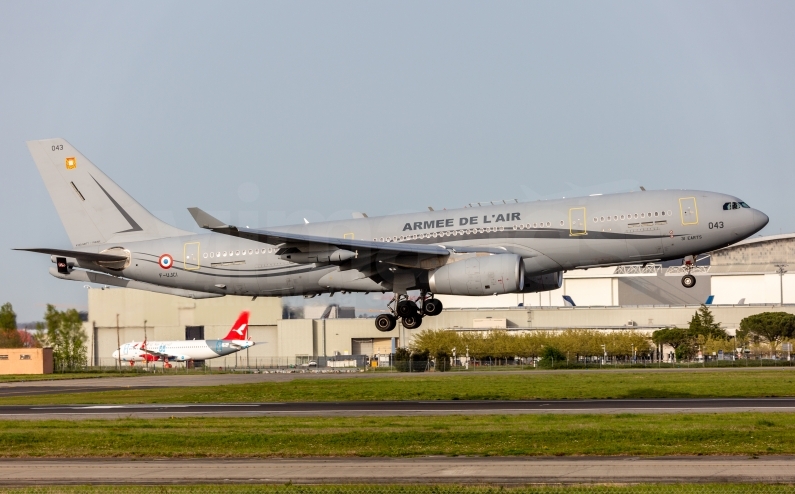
left=2, top=457, right=795, bottom=484
left=2, top=397, right=795, bottom=419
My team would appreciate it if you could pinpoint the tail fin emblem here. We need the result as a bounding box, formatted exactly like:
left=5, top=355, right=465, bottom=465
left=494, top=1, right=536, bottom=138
left=65, top=157, right=76, bottom=170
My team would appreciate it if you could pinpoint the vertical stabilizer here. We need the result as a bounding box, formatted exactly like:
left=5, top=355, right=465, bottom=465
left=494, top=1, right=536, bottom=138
left=223, top=311, right=250, bottom=340
left=26, top=138, right=190, bottom=247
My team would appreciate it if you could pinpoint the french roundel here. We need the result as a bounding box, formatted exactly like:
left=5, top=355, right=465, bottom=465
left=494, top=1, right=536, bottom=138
left=158, top=254, right=173, bottom=269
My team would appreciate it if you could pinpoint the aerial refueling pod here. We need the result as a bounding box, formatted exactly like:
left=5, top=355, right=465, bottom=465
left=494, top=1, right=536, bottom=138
left=521, top=271, right=563, bottom=293
left=428, top=254, right=524, bottom=296
left=280, top=249, right=356, bottom=264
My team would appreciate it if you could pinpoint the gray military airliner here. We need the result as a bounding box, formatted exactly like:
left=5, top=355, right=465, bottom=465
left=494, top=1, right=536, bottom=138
left=19, top=139, right=768, bottom=331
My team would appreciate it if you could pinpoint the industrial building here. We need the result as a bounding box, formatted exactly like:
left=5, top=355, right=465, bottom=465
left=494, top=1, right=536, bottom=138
left=83, top=233, right=795, bottom=366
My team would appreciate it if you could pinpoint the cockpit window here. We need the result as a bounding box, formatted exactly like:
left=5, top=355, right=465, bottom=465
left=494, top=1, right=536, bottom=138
left=723, top=202, right=747, bottom=210
left=723, top=202, right=736, bottom=210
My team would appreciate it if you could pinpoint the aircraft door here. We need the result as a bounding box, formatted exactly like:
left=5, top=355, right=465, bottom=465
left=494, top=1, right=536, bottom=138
left=569, top=208, right=587, bottom=236
left=183, top=242, right=200, bottom=270
left=679, top=197, right=699, bottom=225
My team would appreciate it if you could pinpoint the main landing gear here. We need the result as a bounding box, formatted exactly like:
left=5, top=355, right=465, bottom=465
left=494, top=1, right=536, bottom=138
left=374, top=291, right=444, bottom=332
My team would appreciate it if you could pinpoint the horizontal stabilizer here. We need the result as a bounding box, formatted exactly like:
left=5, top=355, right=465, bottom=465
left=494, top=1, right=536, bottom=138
left=15, top=248, right=127, bottom=262
left=49, top=267, right=224, bottom=299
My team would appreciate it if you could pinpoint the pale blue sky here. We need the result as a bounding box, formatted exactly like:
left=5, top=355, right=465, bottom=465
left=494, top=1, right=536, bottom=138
left=2, top=1, right=794, bottom=321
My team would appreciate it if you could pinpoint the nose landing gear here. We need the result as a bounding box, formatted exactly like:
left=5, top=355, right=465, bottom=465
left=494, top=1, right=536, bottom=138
left=681, top=255, right=697, bottom=288
left=681, top=274, right=696, bottom=288
left=374, top=291, right=444, bottom=332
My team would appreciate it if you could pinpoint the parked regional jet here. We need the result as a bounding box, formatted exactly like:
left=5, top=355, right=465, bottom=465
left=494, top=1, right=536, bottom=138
left=112, top=311, right=253, bottom=365
left=19, top=139, right=769, bottom=332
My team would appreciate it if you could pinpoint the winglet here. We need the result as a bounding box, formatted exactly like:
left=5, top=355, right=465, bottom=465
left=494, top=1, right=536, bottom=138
left=188, top=208, right=230, bottom=230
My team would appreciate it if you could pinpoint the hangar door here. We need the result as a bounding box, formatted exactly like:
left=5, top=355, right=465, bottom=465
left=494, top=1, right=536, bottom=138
left=352, top=338, right=374, bottom=356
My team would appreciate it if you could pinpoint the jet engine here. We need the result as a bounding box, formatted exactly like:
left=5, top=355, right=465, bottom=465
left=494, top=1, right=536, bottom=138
left=521, top=271, right=563, bottom=293
left=428, top=254, right=524, bottom=296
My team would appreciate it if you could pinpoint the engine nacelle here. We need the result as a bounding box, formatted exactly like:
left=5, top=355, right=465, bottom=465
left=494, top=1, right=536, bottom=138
left=429, top=254, right=524, bottom=296
left=521, top=271, right=563, bottom=293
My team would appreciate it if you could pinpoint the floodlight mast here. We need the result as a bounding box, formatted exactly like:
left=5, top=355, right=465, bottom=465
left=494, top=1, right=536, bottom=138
left=775, top=264, right=788, bottom=305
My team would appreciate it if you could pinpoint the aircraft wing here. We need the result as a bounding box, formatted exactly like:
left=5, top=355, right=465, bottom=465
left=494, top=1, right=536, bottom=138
left=14, top=248, right=128, bottom=263
left=139, top=347, right=173, bottom=359
left=188, top=207, right=451, bottom=260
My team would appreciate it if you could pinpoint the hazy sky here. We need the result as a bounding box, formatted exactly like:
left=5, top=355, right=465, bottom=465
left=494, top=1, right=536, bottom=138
left=2, top=1, right=794, bottom=321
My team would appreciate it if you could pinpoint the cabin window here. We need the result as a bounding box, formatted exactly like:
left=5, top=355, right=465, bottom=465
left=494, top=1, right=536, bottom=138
left=203, top=253, right=208, bottom=258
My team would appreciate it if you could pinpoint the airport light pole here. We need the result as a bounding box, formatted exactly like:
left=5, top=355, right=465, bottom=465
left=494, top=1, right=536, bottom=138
left=775, top=264, right=788, bottom=305
left=115, top=314, right=121, bottom=372
left=143, top=320, right=148, bottom=371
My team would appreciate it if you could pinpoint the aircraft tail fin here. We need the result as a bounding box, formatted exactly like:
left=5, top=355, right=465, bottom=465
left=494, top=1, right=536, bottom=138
left=223, top=311, right=250, bottom=340
left=26, top=138, right=190, bottom=247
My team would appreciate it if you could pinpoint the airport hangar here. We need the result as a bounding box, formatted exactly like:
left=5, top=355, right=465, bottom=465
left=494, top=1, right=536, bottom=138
left=83, top=233, right=795, bottom=367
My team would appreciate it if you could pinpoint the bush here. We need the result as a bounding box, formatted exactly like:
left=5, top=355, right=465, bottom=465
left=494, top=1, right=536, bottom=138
left=434, top=350, right=451, bottom=372
left=539, top=345, right=566, bottom=368
left=394, top=348, right=428, bottom=372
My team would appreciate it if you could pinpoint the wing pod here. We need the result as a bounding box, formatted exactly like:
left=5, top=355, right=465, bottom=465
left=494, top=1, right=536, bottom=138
left=280, top=249, right=356, bottom=264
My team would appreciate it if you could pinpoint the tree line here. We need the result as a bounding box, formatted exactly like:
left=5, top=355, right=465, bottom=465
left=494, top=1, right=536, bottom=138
left=0, top=302, right=87, bottom=370
left=409, top=305, right=795, bottom=362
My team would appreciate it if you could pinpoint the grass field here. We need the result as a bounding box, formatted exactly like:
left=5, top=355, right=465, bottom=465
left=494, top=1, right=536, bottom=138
left=1, top=412, right=794, bottom=458
left=1, top=485, right=793, bottom=493
left=1, top=369, right=794, bottom=405
left=0, top=373, right=145, bottom=383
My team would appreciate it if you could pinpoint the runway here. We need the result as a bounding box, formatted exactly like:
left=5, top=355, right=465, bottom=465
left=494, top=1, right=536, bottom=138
left=2, top=457, right=795, bottom=484
left=2, top=397, right=795, bottom=419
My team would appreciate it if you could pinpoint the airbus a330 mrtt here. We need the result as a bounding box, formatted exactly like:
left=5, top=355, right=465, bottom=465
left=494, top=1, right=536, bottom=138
left=18, top=139, right=769, bottom=331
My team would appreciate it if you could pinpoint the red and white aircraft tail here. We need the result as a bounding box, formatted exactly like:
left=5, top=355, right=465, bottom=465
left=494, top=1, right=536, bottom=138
left=223, top=311, right=250, bottom=340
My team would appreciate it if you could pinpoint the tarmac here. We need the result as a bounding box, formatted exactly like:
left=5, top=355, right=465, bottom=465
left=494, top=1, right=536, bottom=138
left=2, top=457, right=795, bottom=485
left=1, top=397, right=795, bottom=419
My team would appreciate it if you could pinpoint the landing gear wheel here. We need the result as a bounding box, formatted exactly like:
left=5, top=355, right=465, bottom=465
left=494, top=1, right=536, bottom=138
left=423, top=298, right=443, bottom=316
left=396, top=300, right=418, bottom=318
left=375, top=313, right=397, bottom=332
left=681, top=274, right=696, bottom=288
left=401, top=314, right=423, bottom=329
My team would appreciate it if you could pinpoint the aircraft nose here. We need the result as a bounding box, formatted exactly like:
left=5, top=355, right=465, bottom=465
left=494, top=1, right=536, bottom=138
left=754, top=210, right=770, bottom=230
